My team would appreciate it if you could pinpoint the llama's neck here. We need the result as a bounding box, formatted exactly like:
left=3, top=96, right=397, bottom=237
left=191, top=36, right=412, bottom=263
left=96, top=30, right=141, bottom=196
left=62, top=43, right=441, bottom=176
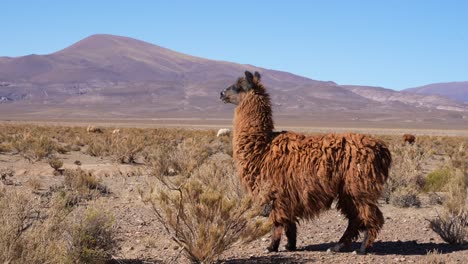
left=233, top=92, right=274, bottom=193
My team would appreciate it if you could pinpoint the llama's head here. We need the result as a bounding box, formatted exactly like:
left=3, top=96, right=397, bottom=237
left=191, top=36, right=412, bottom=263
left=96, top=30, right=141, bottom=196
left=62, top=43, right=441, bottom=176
left=220, top=71, right=262, bottom=105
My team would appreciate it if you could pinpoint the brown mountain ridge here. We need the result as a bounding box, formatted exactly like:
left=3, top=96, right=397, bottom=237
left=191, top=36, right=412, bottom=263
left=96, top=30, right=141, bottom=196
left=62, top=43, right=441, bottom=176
left=0, top=34, right=467, bottom=128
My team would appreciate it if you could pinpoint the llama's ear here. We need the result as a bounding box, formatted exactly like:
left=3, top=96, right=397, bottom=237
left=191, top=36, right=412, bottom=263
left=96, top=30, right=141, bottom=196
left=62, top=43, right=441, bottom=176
left=254, top=71, right=261, bottom=80
left=245, top=71, right=254, bottom=84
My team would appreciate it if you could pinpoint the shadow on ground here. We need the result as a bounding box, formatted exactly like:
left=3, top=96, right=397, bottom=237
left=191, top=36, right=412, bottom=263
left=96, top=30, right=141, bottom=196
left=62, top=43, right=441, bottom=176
left=223, top=254, right=314, bottom=264
left=110, top=258, right=163, bottom=264
left=302, top=240, right=468, bottom=255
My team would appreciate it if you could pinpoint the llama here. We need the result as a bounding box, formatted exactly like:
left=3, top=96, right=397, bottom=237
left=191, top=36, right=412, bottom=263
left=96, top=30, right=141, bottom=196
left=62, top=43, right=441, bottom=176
left=86, top=125, right=103, bottom=133
left=220, top=71, right=392, bottom=254
left=402, top=134, right=415, bottom=145
left=216, top=128, right=231, bottom=137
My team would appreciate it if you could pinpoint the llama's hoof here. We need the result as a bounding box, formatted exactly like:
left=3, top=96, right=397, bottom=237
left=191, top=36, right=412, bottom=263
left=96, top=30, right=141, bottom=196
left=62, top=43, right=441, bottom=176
left=266, top=246, right=278, bottom=253
left=285, top=244, right=297, bottom=251
left=327, top=243, right=344, bottom=254
left=352, top=250, right=367, bottom=255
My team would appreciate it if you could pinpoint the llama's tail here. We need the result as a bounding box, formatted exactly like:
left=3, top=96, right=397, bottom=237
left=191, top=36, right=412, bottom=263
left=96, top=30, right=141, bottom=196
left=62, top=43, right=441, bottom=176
left=375, top=139, right=392, bottom=183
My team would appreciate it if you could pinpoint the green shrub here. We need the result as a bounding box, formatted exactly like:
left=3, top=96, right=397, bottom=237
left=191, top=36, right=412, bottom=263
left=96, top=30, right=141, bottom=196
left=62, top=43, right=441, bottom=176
left=65, top=207, right=116, bottom=264
left=424, top=168, right=452, bottom=192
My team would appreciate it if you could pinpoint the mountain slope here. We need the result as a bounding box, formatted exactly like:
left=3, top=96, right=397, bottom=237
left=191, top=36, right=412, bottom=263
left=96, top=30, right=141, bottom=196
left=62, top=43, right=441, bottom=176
left=404, top=82, right=468, bottom=103
left=0, top=34, right=467, bottom=127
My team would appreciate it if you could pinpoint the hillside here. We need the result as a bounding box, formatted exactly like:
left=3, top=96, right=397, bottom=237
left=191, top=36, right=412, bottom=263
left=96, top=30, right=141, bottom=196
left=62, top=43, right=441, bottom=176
left=404, top=82, right=468, bottom=103
left=0, top=34, right=467, bottom=128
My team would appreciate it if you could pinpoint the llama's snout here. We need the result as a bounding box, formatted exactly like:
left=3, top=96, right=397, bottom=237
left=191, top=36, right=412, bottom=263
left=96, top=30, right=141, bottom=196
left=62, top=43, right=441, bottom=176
left=220, top=90, right=228, bottom=103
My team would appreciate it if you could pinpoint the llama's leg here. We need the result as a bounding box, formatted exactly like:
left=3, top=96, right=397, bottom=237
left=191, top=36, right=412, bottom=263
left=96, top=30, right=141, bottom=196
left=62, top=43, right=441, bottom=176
left=328, top=216, right=361, bottom=253
left=329, top=197, right=361, bottom=252
left=284, top=221, right=297, bottom=251
left=354, top=203, right=384, bottom=254
left=267, top=222, right=283, bottom=252
left=357, top=230, right=369, bottom=254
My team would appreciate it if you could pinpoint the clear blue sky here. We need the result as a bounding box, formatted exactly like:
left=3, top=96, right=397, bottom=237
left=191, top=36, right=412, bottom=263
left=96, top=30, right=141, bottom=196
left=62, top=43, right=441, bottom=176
left=1, top=0, right=467, bottom=90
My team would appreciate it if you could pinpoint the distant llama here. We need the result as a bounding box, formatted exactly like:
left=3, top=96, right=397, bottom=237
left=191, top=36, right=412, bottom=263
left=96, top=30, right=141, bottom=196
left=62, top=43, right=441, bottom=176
left=216, top=128, right=231, bottom=137
left=86, top=125, right=103, bottom=133
left=220, top=71, right=392, bottom=254
left=402, top=134, right=416, bottom=145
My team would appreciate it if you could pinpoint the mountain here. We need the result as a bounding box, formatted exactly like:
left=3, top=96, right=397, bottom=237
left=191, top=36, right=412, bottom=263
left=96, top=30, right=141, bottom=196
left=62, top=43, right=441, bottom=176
left=404, top=82, right=468, bottom=103
left=0, top=34, right=467, bottom=128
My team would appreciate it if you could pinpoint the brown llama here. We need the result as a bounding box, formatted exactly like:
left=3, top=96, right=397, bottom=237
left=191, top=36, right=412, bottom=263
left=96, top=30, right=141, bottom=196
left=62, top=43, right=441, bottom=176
left=220, top=71, right=392, bottom=254
left=402, top=134, right=416, bottom=145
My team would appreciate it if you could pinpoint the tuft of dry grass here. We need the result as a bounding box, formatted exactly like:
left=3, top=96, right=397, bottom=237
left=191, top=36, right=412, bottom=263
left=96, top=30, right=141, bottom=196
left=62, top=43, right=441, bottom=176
left=418, top=249, right=449, bottom=264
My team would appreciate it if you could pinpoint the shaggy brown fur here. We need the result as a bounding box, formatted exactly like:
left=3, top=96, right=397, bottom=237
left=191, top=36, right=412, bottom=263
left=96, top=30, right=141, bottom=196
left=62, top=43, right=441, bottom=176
left=402, top=134, right=416, bottom=145
left=220, top=71, right=392, bottom=254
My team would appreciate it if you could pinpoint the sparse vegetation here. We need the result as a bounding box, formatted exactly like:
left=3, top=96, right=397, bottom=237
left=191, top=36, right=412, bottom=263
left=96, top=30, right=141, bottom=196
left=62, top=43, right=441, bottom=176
left=429, top=210, right=468, bottom=245
left=146, top=138, right=270, bottom=263
left=424, top=168, right=453, bottom=192
left=1, top=123, right=468, bottom=262
left=48, top=157, right=64, bottom=173
left=382, top=143, right=427, bottom=203
left=65, top=207, right=116, bottom=264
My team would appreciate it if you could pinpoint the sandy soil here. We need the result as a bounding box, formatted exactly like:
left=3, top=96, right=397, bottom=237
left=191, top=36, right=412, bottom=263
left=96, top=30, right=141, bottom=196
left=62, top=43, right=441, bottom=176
left=1, top=145, right=467, bottom=264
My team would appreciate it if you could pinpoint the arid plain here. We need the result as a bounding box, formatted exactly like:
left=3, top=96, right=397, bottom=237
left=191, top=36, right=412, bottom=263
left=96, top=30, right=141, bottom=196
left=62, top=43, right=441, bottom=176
left=1, top=120, right=467, bottom=263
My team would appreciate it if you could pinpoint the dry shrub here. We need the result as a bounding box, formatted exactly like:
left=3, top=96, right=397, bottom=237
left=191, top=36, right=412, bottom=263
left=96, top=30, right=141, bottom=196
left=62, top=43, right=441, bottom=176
left=147, top=143, right=270, bottom=263
left=0, top=186, right=117, bottom=264
left=28, top=178, right=43, bottom=191
left=0, top=189, right=68, bottom=264
left=11, top=133, right=59, bottom=161
left=48, top=157, right=64, bottom=171
left=390, top=188, right=421, bottom=208
left=110, top=134, right=146, bottom=164
left=428, top=210, right=468, bottom=245
left=428, top=192, right=446, bottom=205
left=65, top=207, right=116, bottom=264
left=442, top=170, right=467, bottom=214
left=428, top=170, right=467, bottom=245
left=0, top=142, right=12, bottom=153
left=86, top=135, right=112, bottom=157
left=383, top=143, right=428, bottom=202
left=63, top=168, right=108, bottom=201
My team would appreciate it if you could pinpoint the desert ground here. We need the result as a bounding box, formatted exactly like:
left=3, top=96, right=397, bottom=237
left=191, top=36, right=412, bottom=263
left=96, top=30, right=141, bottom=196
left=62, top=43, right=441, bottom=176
left=0, top=120, right=467, bottom=263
